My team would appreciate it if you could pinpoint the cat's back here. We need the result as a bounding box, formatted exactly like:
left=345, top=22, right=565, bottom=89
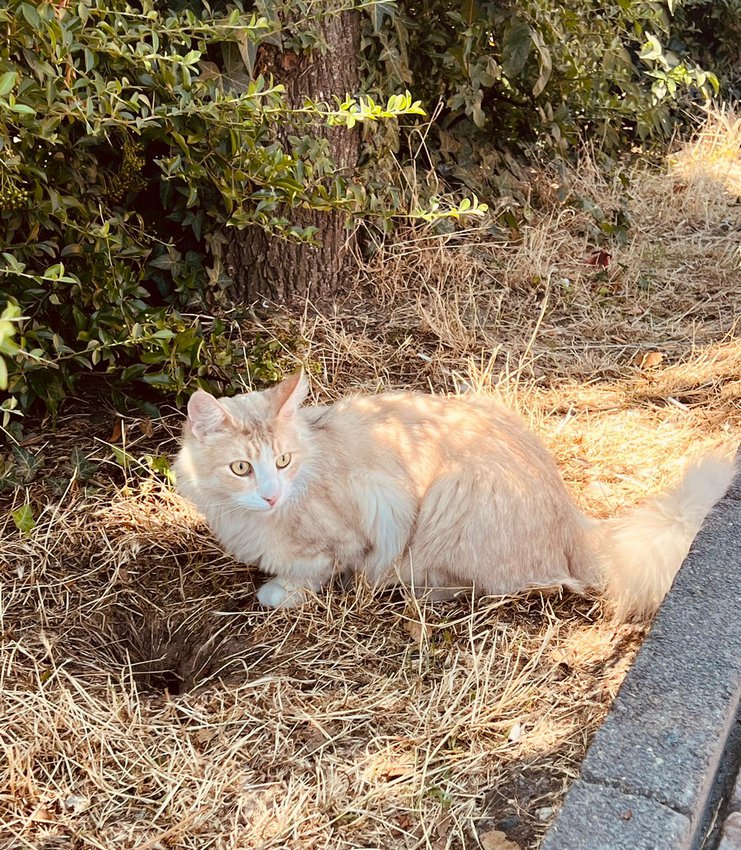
left=311, top=388, right=518, bottom=427
left=304, top=390, right=472, bottom=432
left=303, top=390, right=540, bottom=465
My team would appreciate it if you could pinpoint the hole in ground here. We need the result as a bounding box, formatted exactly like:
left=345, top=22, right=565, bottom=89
left=83, top=595, right=257, bottom=694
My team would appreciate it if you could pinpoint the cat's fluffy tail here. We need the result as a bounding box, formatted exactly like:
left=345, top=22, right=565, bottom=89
left=597, top=451, right=737, bottom=620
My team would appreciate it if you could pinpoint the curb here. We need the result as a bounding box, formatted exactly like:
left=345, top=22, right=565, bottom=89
left=541, top=482, right=741, bottom=849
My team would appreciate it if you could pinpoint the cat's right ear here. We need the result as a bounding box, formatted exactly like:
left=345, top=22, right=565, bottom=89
left=187, top=390, right=231, bottom=440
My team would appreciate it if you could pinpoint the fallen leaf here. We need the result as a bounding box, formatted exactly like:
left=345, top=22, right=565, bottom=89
left=109, top=420, right=122, bottom=443
left=432, top=813, right=452, bottom=849
left=586, top=249, right=611, bottom=268
left=379, top=760, right=415, bottom=780
left=395, top=813, right=414, bottom=830
left=479, top=828, right=521, bottom=850
left=193, top=728, right=218, bottom=746
left=140, top=418, right=154, bottom=438
left=364, top=754, right=416, bottom=783
left=632, top=350, right=664, bottom=369
left=404, top=619, right=432, bottom=643
left=26, top=802, right=57, bottom=826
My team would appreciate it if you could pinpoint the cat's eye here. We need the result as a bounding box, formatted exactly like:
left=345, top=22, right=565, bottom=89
left=276, top=453, right=292, bottom=469
left=229, top=460, right=253, bottom=476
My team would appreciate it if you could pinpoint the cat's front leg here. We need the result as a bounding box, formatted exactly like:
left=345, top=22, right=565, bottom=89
left=256, top=576, right=324, bottom=609
left=255, top=557, right=333, bottom=609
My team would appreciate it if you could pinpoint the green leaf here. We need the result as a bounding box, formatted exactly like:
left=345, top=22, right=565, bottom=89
left=531, top=30, right=552, bottom=98
left=0, top=71, right=17, bottom=97
left=502, top=16, right=532, bottom=79
left=141, top=372, right=175, bottom=386
left=147, top=455, right=171, bottom=477
left=370, top=1, right=395, bottom=33
left=111, top=445, right=136, bottom=470
left=20, top=3, right=40, bottom=27
left=237, top=32, right=258, bottom=77
left=639, top=34, right=663, bottom=62
left=149, top=254, right=177, bottom=270
left=12, top=504, right=36, bottom=535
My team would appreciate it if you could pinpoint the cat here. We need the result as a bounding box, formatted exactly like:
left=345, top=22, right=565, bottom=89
left=174, top=369, right=736, bottom=619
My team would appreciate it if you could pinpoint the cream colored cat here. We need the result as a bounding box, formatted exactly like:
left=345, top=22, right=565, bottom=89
left=174, top=370, right=736, bottom=619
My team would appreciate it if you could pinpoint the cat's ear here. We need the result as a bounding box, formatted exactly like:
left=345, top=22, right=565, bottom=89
left=187, top=390, right=232, bottom=439
left=272, top=368, right=309, bottom=420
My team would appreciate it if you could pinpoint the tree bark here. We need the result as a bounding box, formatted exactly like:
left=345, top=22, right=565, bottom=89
left=224, top=9, right=360, bottom=306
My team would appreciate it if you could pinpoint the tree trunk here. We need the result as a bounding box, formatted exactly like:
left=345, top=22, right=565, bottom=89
left=224, top=10, right=360, bottom=305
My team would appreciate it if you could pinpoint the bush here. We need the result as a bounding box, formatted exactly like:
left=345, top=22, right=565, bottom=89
left=679, top=0, right=741, bottom=97
left=369, top=0, right=721, bottom=161
left=0, top=0, right=429, bottom=415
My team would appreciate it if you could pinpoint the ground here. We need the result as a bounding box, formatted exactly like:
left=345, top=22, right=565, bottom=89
left=1, top=109, right=740, bottom=850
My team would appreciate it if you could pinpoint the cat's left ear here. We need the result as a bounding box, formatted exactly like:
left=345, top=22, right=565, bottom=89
left=272, top=368, right=309, bottom=420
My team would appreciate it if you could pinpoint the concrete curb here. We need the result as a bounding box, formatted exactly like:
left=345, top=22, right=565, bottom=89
left=541, top=483, right=741, bottom=850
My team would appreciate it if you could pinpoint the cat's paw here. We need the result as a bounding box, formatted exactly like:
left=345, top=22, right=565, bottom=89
left=256, top=577, right=311, bottom=609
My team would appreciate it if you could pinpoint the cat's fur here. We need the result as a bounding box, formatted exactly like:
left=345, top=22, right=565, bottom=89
left=174, top=370, right=736, bottom=619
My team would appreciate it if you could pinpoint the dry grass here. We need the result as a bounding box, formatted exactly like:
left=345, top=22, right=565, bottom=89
left=671, top=104, right=741, bottom=197
left=1, top=109, right=740, bottom=850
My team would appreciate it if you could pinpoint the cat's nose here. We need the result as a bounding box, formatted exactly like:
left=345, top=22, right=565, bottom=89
left=263, top=495, right=278, bottom=506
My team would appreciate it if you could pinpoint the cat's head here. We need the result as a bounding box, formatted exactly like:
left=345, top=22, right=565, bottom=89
left=177, top=370, right=310, bottom=513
